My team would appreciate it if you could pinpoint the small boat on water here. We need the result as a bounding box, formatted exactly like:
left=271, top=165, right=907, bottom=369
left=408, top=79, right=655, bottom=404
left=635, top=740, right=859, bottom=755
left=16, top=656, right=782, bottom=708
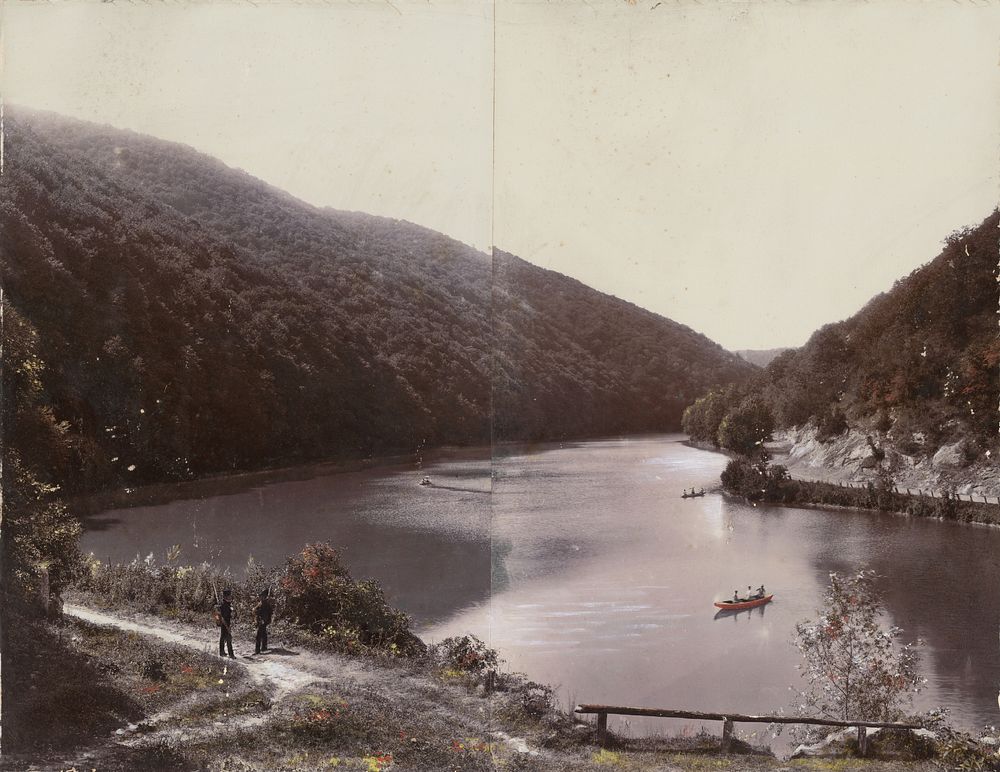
left=419, top=476, right=432, bottom=486
left=714, top=594, right=773, bottom=611
left=681, top=489, right=706, bottom=499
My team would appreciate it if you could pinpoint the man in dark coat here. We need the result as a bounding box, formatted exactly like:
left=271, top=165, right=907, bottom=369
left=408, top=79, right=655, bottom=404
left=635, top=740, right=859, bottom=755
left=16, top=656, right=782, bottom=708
left=218, top=589, right=235, bottom=658
left=254, top=588, right=274, bottom=654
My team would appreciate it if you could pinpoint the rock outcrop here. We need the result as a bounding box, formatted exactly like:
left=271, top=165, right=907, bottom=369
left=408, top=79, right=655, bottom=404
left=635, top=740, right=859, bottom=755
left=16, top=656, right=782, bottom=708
left=768, top=425, right=1000, bottom=499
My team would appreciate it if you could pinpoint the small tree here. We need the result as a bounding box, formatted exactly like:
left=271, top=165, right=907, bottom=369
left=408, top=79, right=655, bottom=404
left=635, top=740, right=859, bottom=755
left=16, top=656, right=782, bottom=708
left=793, top=571, right=924, bottom=722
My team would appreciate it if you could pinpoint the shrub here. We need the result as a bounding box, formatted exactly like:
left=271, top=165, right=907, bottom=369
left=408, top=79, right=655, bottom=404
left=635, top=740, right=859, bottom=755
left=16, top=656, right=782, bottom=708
left=430, top=635, right=499, bottom=675
left=280, top=543, right=424, bottom=656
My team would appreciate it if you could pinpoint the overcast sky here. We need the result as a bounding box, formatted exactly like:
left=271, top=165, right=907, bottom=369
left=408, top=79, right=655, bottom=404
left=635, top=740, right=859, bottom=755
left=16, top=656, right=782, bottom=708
left=4, top=0, right=999, bottom=350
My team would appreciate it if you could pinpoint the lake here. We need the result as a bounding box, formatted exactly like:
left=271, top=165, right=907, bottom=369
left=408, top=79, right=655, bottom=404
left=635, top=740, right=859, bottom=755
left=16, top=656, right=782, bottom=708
left=81, top=435, right=1000, bottom=741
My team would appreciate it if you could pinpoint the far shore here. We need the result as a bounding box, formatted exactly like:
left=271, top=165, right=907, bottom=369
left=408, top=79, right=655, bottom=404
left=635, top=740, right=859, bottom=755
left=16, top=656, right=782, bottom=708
left=74, top=444, right=491, bottom=519
left=75, top=431, right=688, bottom=520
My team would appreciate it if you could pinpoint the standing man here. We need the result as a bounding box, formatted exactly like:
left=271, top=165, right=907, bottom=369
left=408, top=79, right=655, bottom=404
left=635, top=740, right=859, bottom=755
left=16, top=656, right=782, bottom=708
left=218, top=589, right=235, bottom=658
left=254, top=588, right=273, bottom=654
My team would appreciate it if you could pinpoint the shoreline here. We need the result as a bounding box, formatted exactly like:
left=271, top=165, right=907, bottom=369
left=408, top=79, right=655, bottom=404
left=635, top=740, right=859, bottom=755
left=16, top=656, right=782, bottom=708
left=689, top=437, right=1000, bottom=526
left=75, top=431, right=686, bottom=518
left=74, top=444, right=491, bottom=518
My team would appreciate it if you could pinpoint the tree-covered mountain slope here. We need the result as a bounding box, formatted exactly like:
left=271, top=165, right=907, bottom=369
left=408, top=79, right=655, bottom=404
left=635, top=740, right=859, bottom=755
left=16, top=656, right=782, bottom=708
left=686, top=209, right=999, bottom=467
left=492, top=251, right=751, bottom=441
left=763, top=209, right=998, bottom=451
left=1, top=108, right=752, bottom=494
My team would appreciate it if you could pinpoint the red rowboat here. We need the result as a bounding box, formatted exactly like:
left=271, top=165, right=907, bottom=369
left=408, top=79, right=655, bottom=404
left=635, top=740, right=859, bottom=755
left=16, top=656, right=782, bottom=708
left=714, top=594, right=773, bottom=611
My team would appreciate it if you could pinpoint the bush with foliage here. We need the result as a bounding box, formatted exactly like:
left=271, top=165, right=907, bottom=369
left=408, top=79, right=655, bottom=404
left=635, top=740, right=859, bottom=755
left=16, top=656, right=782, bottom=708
left=430, top=635, right=499, bottom=676
left=793, top=571, right=924, bottom=722
left=428, top=635, right=554, bottom=719
left=280, top=543, right=424, bottom=656
left=721, top=457, right=789, bottom=501
left=934, top=725, right=1000, bottom=771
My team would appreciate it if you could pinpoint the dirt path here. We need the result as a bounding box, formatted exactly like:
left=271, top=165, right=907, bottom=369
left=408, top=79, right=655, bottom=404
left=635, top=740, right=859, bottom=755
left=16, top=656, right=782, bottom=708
left=65, top=603, right=329, bottom=699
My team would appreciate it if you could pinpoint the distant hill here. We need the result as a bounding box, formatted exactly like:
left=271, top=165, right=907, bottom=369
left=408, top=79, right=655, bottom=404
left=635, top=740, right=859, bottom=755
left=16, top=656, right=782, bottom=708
left=687, top=210, right=999, bottom=457
left=0, top=108, right=752, bottom=494
left=736, top=349, right=788, bottom=368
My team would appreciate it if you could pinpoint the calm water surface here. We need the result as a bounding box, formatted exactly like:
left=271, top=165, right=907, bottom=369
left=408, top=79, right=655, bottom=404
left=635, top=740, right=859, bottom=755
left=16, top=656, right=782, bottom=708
left=83, top=436, right=1000, bottom=739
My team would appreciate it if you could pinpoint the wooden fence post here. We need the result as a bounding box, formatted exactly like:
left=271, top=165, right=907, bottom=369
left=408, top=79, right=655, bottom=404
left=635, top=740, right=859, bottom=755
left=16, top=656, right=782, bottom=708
left=597, top=712, right=608, bottom=747
left=721, top=718, right=735, bottom=753
left=857, top=726, right=868, bottom=757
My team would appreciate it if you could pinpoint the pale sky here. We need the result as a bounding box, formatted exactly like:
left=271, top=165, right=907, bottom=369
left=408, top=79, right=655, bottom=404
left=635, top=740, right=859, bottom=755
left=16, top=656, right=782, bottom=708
left=3, top=0, right=999, bottom=350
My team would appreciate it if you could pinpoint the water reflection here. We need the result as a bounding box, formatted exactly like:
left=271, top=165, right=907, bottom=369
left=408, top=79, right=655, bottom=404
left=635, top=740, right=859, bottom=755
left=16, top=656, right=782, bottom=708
left=713, top=603, right=769, bottom=622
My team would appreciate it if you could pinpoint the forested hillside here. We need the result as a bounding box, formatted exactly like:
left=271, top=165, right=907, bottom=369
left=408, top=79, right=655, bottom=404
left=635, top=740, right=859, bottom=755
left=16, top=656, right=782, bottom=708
left=1, top=108, right=751, bottom=494
left=492, top=252, right=751, bottom=440
left=685, top=210, right=999, bottom=459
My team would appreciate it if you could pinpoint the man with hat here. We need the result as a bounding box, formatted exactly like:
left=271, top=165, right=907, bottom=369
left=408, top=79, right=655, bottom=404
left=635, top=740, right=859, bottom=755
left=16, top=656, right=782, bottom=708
left=254, top=588, right=274, bottom=655
left=218, top=589, right=235, bottom=658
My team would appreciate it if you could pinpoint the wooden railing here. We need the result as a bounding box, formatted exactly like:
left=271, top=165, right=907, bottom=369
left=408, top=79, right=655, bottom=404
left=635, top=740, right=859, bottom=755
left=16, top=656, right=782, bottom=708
left=574, top=704, right=922, bottom=756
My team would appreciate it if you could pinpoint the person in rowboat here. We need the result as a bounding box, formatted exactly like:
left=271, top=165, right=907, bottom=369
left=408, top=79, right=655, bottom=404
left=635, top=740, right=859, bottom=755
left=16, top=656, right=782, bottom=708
left=756, top=585, right=766, bottom=599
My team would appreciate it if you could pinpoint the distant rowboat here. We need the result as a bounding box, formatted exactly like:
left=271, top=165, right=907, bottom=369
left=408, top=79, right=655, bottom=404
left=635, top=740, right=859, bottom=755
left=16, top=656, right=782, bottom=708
left=714, top=594, right=773, bottom=611
left=681, top=490, right=705, bottom=499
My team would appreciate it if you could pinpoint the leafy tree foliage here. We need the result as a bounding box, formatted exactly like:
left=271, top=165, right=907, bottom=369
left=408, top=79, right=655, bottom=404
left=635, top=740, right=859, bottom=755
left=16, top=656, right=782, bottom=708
left=794, top=571, right=924, bottom=722
left=1, top=109, right=753, bottom=495
left=2, top=302, right=83, bottom=749
left=685, top=210, right=999, bottom=458
left=682, top=386, right=774, bottom=455
left=681, top=385, right=741, bottom=445
left=716, top=398, right=774, bottom=455
left=720, top=456, right=788, bottom=501
left=2, top=302, right=81, bottom=602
